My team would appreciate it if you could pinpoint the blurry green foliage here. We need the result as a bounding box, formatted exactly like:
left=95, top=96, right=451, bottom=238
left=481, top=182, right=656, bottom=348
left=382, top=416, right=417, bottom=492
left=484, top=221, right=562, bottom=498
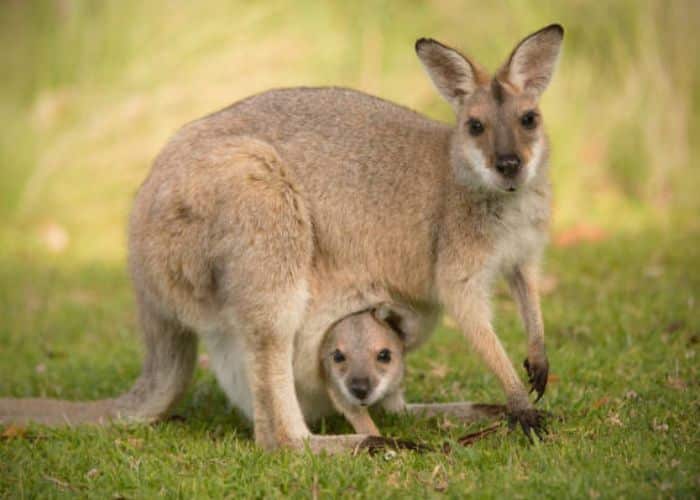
left=0, top=0, right=698, bottom=262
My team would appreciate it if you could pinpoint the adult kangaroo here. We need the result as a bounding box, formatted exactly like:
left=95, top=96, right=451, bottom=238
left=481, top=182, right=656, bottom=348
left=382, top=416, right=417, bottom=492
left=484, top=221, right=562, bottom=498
left=0, top=25, right=563, bottom=451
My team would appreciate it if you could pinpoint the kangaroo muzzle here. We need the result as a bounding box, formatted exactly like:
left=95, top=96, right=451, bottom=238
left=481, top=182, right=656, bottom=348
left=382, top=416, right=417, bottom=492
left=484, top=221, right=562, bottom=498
left=495, top=154, right=521, bottom=179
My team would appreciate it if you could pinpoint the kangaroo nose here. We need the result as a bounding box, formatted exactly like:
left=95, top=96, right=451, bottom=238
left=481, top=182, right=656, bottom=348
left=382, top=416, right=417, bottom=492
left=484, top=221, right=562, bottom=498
left=349, top=377, right=370, bottom=400
left=495, top=154, right=521, bottom=178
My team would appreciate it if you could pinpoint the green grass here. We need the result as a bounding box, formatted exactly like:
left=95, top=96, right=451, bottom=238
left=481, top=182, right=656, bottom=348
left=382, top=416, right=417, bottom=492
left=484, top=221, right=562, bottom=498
left=1, top=0, right=699, bottom=498
left=1, top=221, right=698, bottom=498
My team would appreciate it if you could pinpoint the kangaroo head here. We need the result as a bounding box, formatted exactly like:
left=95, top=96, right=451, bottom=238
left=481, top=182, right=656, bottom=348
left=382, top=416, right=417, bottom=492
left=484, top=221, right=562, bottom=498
left=416, top=24, right=564, bottom=193
left=321, top=307, right=406, bottom=407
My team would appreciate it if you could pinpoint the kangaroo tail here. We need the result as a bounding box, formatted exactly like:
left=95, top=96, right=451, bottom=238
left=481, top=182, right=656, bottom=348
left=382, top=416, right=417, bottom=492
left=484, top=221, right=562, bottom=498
left=0, top=397, right=121, bottom=426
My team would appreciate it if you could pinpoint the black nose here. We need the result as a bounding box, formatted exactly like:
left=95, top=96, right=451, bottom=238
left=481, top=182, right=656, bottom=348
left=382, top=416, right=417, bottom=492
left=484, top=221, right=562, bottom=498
left=349, top=377, right=370, bottom=400
left=495, top=154, right=521, bottom=178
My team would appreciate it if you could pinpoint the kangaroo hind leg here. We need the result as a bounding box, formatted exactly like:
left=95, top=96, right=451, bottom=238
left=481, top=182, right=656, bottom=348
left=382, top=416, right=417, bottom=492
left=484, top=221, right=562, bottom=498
left=207, top=139, right=314, bottom=450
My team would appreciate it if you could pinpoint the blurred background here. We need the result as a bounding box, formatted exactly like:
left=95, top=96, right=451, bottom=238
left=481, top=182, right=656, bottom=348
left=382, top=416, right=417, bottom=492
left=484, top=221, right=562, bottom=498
left=0, top=0, right=698, bottom=264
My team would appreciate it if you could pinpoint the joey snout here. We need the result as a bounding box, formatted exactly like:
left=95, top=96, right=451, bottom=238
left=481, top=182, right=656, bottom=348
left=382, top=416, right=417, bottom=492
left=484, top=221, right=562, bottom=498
left=347, top=376, right=371, bottom=403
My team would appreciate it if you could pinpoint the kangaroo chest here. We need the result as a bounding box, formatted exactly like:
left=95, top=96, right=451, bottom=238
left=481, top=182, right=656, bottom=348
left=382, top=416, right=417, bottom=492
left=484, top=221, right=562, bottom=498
left=438, top=187, right=550, bottom=284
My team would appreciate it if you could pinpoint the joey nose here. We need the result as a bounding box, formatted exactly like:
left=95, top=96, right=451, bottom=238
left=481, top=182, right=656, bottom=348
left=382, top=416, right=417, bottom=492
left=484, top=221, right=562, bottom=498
left=495, top=154, right=521, bottom=178
left=349, top=377, right=370, bottom=400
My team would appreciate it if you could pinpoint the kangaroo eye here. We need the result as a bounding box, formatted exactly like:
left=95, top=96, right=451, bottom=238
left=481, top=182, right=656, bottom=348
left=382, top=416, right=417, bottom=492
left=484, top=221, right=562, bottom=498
left=377, top=349, right=391, bottom=363
left=332, top=350, right=346, bottom=363
left=466, top=118, right=485, bottom=137
left=520, top=111, right=538, bottom=130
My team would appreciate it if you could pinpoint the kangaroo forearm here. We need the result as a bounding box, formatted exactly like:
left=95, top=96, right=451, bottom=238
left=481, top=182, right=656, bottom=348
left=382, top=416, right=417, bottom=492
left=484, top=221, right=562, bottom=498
left=509, top=265, right=546, bottom=357
left=508, top=263, right=550, bottom=401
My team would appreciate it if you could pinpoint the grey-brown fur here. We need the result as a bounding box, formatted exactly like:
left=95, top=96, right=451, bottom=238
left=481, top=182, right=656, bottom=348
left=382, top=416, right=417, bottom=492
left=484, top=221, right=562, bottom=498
left=0, top=25, right=563, bottom=450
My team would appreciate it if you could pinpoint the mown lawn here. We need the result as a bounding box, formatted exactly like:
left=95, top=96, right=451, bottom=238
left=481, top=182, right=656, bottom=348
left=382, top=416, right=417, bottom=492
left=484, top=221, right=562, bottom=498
left=1, top=1, right=699, bottom=498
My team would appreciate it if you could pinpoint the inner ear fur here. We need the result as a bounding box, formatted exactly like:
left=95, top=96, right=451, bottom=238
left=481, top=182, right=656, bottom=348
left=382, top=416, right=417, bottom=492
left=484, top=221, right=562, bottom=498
left=415, top=38, right=487, bottom=111
left=372, top=303, right=420, bottom=349
left=497, top=24, right=564, bottom=96
left=373, top=305, right=404, bottom=340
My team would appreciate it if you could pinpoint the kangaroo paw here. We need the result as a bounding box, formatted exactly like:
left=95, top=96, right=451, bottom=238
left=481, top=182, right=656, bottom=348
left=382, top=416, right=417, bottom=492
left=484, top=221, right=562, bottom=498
left=524, top=357, right=549, bottom=402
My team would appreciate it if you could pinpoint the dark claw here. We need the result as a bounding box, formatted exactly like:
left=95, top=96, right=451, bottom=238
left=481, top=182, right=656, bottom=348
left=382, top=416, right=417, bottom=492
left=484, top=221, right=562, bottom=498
left=358, top=436, right=432, bottom=454
left=507, top=408, right=549, bottom=443
left=524, top=357, right=549, bottom=402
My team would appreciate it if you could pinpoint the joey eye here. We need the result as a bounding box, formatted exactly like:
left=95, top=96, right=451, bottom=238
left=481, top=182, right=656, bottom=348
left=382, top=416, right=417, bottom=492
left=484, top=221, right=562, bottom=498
left=377, top=349, right=391, bottom=363
left=520, top=111, right=538, bottom=130
left=332, top=350, right=346, bottom=363
left=466, top=118, right=485, bottom=137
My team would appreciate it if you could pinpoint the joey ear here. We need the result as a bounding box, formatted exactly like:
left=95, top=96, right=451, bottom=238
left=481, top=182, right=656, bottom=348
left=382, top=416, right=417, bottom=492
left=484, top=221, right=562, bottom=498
left=373, top=304, right=399, bottom=332
left=373, top=303, right=419, bottom=348
left=415, top=38, right=482, bottom=111
left=498, top=24, right=564, bottom=96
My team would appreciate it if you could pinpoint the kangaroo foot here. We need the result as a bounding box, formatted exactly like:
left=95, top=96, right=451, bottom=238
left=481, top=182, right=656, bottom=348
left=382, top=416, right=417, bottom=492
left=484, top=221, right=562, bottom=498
left=507, top=407, right=549, bottom=443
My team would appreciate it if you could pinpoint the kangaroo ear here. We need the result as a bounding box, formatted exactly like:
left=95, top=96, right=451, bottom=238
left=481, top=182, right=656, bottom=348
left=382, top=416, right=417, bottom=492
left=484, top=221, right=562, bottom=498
left=498, top=24, right=564, bottom=96
left=373, top=303, right=420, bottom=348
left=415, top=38, right=482, bottom=111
